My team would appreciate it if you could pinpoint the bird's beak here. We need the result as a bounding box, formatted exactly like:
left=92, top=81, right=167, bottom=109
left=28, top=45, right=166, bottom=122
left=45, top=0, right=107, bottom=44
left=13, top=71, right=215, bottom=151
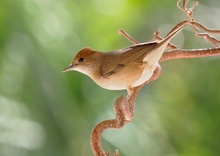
left=62, top=64, right=76, bottom=72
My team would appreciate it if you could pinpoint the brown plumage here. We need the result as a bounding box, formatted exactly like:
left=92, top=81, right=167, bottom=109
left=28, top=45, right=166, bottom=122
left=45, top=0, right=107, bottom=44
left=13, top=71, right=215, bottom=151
left=63, top=22, right=187, bottom=96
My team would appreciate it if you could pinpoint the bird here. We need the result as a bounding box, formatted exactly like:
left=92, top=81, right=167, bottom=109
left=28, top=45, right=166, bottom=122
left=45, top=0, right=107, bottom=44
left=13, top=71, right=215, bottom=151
left=63, top=22, right=186, bottom=97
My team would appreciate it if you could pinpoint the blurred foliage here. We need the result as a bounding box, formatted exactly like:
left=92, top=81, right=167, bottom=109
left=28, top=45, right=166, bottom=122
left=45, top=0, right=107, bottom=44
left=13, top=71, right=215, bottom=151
left=0, top=0, right=220, bottom=156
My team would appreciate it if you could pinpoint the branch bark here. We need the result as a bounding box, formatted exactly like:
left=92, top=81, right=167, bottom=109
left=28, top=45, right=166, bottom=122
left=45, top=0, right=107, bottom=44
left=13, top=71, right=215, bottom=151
left=90, top=46, right=220, bottom=156
left=161, top=48, right=220, bottom=62
left=90, top=0, right=220, bottom=155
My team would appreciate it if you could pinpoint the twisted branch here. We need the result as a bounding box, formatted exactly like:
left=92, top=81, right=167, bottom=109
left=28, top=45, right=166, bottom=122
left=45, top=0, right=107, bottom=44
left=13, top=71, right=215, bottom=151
left=90, top=0, right=220, bottom=155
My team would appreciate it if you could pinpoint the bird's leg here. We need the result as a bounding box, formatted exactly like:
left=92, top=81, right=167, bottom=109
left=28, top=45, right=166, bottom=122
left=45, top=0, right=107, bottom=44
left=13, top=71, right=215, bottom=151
left=126, top=87, right=133, bottom=99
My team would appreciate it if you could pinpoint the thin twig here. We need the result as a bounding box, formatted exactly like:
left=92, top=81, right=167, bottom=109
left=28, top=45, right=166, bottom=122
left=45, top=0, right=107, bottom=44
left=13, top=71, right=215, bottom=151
left=152, top=31, right=178, bottom=49
left=118, top=29, right=138, bottom=44
left=192, top=22, right=220, bottom=34
left=190, top=22, right=220, bottom=47
left=177, top=0, right=198, bottom=21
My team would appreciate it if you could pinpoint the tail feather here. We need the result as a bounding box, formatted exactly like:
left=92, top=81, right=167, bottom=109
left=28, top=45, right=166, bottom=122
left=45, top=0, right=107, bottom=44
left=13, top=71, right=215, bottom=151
left=158, top=20, right=188, bottom=47
left=143, top=20, right=188, bottom=63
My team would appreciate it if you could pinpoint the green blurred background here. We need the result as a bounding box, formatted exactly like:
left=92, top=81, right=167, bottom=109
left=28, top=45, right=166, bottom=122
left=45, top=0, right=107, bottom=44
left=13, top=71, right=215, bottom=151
left=1, top=0, right=220, bottom=156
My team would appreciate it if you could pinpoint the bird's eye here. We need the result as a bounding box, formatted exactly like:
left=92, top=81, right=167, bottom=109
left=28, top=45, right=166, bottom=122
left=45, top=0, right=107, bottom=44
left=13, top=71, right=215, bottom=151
left=79, top=58, right=84, bottom=63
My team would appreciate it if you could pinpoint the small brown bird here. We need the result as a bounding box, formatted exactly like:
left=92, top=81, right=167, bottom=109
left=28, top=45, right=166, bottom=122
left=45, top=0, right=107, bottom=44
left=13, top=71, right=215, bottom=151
left=63, top=23, right=186, bottom=96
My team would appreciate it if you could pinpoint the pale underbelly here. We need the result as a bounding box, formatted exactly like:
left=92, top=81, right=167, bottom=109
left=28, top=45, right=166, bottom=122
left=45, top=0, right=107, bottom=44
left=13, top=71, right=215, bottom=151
left=93, top=66, right=156, bottom=91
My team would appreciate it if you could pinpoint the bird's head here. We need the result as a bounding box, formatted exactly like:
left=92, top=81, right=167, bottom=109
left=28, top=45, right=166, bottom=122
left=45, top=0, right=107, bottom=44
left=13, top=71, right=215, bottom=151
left=63, top=47, right=101, bottom=76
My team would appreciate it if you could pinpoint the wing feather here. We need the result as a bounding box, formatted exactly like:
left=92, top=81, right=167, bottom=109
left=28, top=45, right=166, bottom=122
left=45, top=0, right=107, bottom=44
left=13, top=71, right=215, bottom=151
left=100, top=42, right=157, bottom=78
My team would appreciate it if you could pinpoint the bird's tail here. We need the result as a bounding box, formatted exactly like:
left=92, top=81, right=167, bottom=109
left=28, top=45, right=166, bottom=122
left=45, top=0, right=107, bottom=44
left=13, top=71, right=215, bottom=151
left=158, top=20, right=189, bottom=48
left=143, top=20, right=188, bottom=66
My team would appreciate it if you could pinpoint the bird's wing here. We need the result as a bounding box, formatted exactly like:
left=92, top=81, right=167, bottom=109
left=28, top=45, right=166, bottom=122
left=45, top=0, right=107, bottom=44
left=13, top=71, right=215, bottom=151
left=100, top=42, right=157, bottom=78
